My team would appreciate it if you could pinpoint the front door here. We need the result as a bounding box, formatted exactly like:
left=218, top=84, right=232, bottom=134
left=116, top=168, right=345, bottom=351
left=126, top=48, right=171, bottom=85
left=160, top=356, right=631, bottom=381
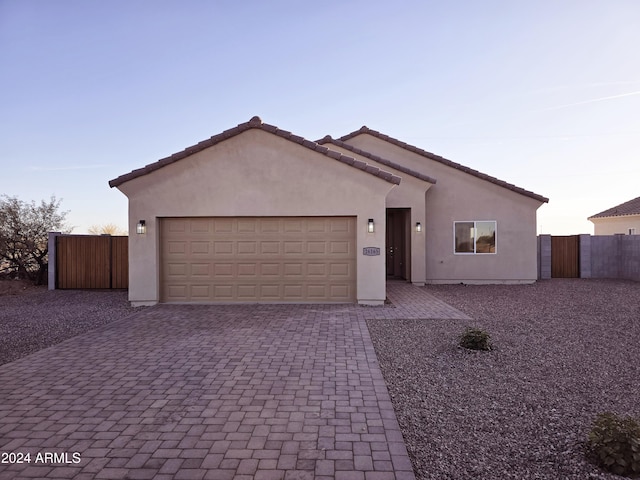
left=386, top=208, right=410, bottom=279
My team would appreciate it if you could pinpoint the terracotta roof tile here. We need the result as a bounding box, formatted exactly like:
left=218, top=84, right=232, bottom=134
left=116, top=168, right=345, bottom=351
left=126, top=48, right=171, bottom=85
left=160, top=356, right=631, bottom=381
left=589, top=196, right=640, bottom=219
left=337, top=126, right=548, bottom=203
left=326, top=149, right=342, bottom=160
left=317, top=136, right=437, bottom=185
left=109, top=117, right=401, bottom=188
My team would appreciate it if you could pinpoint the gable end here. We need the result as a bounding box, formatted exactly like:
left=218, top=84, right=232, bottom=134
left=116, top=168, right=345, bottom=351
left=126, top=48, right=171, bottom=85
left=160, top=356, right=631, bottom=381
left=109, top=117, right=401, bottom=188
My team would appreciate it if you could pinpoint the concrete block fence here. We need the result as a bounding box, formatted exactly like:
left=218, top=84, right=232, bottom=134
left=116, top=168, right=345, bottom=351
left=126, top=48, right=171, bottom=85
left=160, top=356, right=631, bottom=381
left=538, top=234, right=640, bottom=281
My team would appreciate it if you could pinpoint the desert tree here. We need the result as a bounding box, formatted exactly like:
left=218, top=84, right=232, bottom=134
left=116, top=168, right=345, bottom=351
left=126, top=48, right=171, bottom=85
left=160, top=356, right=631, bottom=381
left=0, top=195, right=71, bottom=284
left=87, top=223, right=127, bottom=235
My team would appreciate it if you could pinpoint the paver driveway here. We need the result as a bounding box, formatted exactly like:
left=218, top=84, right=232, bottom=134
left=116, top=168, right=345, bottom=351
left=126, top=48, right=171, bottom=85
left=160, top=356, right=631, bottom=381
left=0, top=283, right=469, bottom=480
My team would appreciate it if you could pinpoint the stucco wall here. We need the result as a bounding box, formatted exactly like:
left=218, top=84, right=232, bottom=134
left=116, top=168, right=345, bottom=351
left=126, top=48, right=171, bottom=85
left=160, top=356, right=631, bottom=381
left=343, top=134, right=545, bottom=283
left=325, top=144, right=432, bottom=285
left=590, top=215, right=640, bottom=235
left=117, top=129, right=394, bottom=305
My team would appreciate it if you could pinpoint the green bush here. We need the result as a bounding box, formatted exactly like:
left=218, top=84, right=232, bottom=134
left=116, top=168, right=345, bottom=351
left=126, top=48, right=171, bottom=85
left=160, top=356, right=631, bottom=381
left=587, top=412, right=640, bottom=477
left=459, top=327, right=492, bottom=351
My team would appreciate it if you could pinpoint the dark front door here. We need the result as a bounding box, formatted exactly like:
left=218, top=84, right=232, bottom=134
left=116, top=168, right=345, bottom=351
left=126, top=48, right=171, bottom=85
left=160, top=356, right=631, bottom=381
left=386, top=208, right=410, bottom=279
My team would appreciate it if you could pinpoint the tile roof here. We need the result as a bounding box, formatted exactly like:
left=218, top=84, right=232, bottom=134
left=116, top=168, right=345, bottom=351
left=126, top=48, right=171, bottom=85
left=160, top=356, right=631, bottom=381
left=589, top=195, right=640, bottom=219
left=316, top=136, right=437, bottom=185
left=109, top=117, right=401, bottom=188
left=338, top=126, right=549, bottom=204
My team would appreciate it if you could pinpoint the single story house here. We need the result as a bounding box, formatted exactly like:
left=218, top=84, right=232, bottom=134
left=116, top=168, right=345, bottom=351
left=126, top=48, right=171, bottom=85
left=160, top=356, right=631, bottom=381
left=109, top=116, right=548, bottom=306
left=588, top=196, right=640, bottom=235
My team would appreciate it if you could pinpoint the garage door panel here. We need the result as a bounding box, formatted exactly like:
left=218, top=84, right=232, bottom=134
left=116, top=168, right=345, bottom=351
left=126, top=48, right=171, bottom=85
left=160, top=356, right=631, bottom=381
left=330, top=241, right=350, bottom=254
left=260, top=242, right=280, bottom=254
left=190, top=219, right=211, bottom=233
left=307, top=263, right=327, bottom=276
left=260, top=284, right=281, bottom=299
left=191, top=263, right=210, bottom=276
left=283, top=242, right=303, bottom=254
left=330, top=263, right=350, bottom=277
left=237, top=241, right=257, bottom=254
left=283, top=219, right=304, bottom=233
left=307, top=242, right=326, bottom=254
left=283, top=284, right=303, bottom=299
left=167, top=219, right=188, bottom=233
left=213, top=219, right=234, bottom=233
left=166, top=284, right=187, bottom=299
left=260, top=219, right=280, bottom=233
left=283, top=263, right=303, bottom=276
left=306, top=218, right=326, bottom=233
left=191, top=242, right=210, bottom=255
left=330, top=218, right=351, bottom=233
left=161, top=217, right=356, bottom=302
left=237, top=263, right=257, bottom=276
left=213, top=284, right=234, bottom=299
left=191, top=285, right=211, bottom=299
left=214, top=241, right=234, bottom=255
left=167, top=263, right=188, bottom=277
left=307, top=284, right=327, bottom=298
left=168, top=241, right=187, bottom=255
left=214, top=263, right=234, bottom=277
left=237, top=284, right=258, bottom=299
left=260, top=264, right=280, bottom=276
left=330, top=284, right=351, bottom=299
left=237, top=219, right=257, bottom=233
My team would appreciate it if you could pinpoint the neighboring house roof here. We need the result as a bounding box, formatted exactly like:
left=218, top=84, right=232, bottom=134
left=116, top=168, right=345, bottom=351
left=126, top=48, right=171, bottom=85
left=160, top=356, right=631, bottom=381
left=338, top=126, right=549, bottom=204
left=316, top=135, right=437, bottom=185
left=109, top=116, right=401, bottom=188
left=589, top=196, right=640, bottom=219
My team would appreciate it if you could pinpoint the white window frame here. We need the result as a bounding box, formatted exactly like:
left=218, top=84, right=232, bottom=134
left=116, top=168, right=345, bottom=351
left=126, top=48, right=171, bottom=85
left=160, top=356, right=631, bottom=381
left=453, top=220, right=497, bottom=254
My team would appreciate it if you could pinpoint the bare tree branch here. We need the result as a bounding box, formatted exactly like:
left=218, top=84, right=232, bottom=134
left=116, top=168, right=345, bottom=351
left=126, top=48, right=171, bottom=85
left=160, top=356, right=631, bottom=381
left=0, top=195, right=71, bottom=284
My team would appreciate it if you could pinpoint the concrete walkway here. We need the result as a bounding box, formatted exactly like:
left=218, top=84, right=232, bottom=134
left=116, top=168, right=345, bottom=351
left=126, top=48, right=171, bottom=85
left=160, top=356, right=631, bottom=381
left=0, top=283, right=468, bottom=480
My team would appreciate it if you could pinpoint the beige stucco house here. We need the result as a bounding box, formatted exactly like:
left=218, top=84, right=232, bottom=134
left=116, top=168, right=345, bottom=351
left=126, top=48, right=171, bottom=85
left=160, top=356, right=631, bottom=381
left=589, top=196, right=640, bottom=235
left=109, top=116, right=548, bottom=306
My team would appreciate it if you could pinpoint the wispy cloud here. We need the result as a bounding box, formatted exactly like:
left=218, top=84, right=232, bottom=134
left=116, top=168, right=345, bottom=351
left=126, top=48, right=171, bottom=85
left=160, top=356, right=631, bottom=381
left=29, top=164, right=111, bottom=172
left=537, top=90, right=640, bottom=112
left=530, top=81, right=640, bottom=95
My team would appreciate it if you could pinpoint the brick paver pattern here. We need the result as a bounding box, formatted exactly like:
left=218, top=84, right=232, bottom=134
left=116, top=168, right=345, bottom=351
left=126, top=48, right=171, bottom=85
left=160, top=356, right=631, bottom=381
left=0, top=282, right=469, bottom=479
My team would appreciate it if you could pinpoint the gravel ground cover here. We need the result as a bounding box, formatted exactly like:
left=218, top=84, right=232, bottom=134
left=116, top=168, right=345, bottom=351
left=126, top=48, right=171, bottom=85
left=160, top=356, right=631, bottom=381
left=0, top=286, right=140, bottom=365
left=2, top=279, right=638, bottom=478
left=368, top=279, right=640, bottom=480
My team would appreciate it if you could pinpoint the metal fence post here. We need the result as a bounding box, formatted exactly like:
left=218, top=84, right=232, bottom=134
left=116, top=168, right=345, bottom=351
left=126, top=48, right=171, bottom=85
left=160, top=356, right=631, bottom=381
left=48, top=232, right=61, bottom=290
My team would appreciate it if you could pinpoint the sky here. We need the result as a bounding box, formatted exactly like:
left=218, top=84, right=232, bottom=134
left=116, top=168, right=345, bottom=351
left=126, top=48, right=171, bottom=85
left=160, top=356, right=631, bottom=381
left=1, top=0, right=639, bottom=235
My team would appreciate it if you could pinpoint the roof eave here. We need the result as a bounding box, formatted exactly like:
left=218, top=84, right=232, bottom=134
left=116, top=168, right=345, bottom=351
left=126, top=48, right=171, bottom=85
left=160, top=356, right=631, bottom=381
left=109, top=117, right=401, bottom=189
left=317, top=136, right=437, bottom=185
left=338, top=127, right=549, bottom=204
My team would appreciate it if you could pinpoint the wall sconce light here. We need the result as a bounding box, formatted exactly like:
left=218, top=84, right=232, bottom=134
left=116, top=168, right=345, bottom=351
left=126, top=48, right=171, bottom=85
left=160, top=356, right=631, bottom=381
left=367, top=218, right=375, bottom=233
left=416, top=222, right=422, bottom=233
left=136, top=220, right=146, bottom=235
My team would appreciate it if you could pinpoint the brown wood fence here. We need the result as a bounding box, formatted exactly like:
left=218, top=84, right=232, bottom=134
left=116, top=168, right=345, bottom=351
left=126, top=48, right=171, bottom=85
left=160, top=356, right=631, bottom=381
left=551, top=235, right=580, bottom=278
left=56, top=235, right=128, bottom=289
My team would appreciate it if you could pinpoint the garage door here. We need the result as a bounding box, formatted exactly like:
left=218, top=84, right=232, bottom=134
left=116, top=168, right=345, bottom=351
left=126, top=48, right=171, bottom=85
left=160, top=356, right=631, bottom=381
left=160, top=217, right=356, bottom=302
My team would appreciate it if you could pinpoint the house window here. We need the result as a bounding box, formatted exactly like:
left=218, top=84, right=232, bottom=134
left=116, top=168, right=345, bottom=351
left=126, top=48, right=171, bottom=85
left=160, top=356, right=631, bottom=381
left=454, top=221, right=496, bottom=254
left=629, top=228, right=637, bottom=235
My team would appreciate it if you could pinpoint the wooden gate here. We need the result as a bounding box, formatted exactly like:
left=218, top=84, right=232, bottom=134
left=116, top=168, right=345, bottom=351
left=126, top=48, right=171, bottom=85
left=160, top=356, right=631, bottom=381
left=551, top=235, right=580, bottom=278
left=56, top=235, right=128, bottom=289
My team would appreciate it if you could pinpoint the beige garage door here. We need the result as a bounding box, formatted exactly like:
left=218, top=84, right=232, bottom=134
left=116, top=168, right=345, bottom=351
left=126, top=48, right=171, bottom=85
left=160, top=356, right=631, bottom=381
left=160, top=217, right=356, bottom=302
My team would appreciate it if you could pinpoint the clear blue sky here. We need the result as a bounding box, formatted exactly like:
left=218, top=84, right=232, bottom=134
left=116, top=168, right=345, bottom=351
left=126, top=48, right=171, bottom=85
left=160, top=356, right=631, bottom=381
left=2, top=1, right=639, bottom=234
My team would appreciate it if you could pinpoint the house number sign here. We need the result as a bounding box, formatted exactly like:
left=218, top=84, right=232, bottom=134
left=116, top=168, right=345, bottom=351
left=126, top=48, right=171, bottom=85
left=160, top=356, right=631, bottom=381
left=362, top=247, right=381, bottom=256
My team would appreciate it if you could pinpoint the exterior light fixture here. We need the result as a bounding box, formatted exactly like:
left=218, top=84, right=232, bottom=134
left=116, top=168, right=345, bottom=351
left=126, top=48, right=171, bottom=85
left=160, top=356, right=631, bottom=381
left=367, top=218, right=375, bottom=233
left=136, top=220, right=146, bottom=235
left=416, top=222, right=422, bottom=233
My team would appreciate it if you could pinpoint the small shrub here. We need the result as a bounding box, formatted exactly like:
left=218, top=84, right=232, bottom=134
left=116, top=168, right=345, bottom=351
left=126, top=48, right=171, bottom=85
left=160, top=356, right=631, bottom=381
left=587, top=412, right=640, bottom=477
left=459, top=327, right=492, bottom=351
